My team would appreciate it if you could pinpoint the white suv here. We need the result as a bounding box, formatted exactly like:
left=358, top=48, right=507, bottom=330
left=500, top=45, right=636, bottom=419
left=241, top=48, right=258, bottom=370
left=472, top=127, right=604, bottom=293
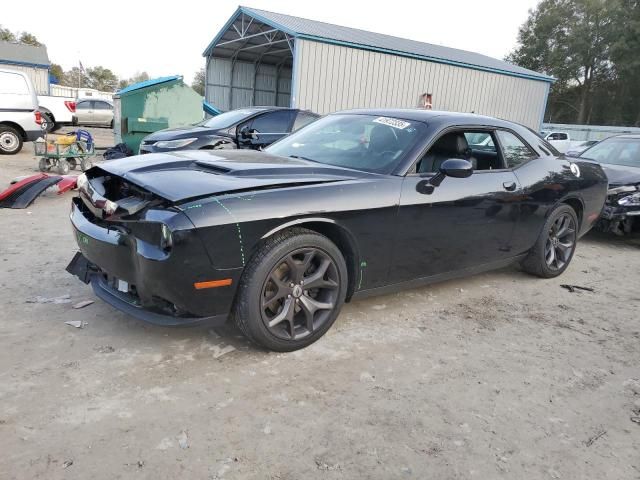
left=0, top=69, right=42, bottom=154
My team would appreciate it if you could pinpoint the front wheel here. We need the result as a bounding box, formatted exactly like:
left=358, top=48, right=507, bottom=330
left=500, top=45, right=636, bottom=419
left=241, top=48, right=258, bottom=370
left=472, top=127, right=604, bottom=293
left=233, top=228, right=348, bottom=351
left=521, top=204, right=578, bottom=278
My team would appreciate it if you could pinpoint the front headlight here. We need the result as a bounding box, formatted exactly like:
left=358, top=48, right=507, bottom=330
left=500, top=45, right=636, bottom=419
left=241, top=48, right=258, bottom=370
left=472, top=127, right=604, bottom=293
left=619, top=192, right=640, bottom=206
left=155, top=138, right=198, bottom=149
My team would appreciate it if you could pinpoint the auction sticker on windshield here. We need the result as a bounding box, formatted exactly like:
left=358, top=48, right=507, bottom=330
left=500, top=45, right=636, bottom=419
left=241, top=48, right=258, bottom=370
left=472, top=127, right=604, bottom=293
left=373, top=117, right=411, bottom=130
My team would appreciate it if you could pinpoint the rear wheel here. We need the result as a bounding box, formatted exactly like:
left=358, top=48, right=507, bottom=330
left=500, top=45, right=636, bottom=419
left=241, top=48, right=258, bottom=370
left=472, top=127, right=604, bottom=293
left=38, top=157, right=51, bottom=172
left=233, top=228, right=348, bottom=351
left=521, top=204, right=578, bottom=278
left=0, top=125, right=23, bottom=154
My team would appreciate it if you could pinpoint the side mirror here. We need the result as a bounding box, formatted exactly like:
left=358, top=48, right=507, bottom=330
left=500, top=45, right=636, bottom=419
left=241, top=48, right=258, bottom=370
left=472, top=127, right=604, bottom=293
left=239, top=127, right=257, bottom=140
left=440, top=158, right=473, bottom=178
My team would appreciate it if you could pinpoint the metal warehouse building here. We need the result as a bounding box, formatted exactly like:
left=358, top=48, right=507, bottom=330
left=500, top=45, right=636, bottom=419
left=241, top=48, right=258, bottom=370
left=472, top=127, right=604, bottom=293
left=203, top=7, right=553, bottom=128
left=0, top=41, right=50, bottom=95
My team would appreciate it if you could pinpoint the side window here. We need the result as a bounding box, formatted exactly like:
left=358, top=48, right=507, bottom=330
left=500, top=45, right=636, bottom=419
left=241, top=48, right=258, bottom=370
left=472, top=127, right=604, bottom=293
left=292, top=112, right=318, bottom=132
left=0, top=73, right=28, bottom=94
left=496, top=130, right=538, bottom=168
left=77, top=101, right=93, bottom=110
left=94, top=101, right=112, bottom=110
left=250, top=110, right=293, bottom=133
left=416, top=129, right=502, bottom=174
left=558, top=133, right=568, bottom=141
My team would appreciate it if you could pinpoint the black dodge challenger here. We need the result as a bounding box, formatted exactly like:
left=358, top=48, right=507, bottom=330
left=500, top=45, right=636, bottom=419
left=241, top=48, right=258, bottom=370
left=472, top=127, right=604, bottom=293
left=67, top=109, right=608, bottom=351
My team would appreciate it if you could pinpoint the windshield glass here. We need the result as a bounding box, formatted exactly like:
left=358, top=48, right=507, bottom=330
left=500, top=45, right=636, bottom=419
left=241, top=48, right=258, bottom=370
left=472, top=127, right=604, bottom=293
left=197, top=109, right=262, bottom=129
left=265, top=114, right=427, bottom=173
left=580, top=137, right=640, bottom=167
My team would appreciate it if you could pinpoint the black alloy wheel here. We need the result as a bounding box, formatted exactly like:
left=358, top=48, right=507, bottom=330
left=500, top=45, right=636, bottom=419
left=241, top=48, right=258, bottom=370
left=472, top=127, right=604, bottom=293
left=261, top=247, right=340, bottom=340
left=544, top=213, right=576, bottom=271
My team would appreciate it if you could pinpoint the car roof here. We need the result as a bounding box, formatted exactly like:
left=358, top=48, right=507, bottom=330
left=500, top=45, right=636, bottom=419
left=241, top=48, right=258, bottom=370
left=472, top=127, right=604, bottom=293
left=610, top=134, right=640, bottom=139
left=333, top=108, right=514, bottom=127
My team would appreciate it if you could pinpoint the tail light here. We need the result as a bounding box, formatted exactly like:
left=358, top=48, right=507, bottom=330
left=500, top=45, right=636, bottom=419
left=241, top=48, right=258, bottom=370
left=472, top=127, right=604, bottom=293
left=64, top=101, right=76, bottom=113
left=34, top=110, right=42, bottom=125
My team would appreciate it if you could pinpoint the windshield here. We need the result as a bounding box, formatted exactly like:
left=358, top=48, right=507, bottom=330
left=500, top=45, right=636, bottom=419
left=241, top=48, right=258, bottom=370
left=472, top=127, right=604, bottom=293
left=197, top=109, right=262, bottom=129
left=265, top=114, right=427, bottom=173
left=580, top=137, right=640, bottom=168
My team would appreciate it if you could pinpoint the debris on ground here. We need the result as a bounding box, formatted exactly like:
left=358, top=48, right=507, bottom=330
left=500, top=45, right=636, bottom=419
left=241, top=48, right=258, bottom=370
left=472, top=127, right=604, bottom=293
left=73, top=300, right=94, bottom=309
left=26, top=294, right=71, bottom=304
left=315, top=459, right=341, bottom=471
left=560, top=284, right=595, bottom=293
left=177, top=430, right=189, bottom=449
left=631, top=417, right=640, bottom=425
left=94, top=345, right=115, bottom=353
left=62, top=460, right=73, bottom=469
left=584, top=429, right=606, bottom=446
left=65, top=320, right=87, bottom=329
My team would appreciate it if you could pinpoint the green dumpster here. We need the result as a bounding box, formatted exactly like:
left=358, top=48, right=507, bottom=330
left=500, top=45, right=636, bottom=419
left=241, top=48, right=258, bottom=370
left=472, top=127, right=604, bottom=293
left=113, top=75, right=203, bottom=154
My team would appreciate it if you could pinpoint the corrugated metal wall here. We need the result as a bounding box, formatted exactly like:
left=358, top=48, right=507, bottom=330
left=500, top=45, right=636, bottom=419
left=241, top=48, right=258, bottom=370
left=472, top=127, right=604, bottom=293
left=293, top=40, right=549, bottom=129
left=205, top=56, right=291, bottom=111
left=0, top=64, right=49, bottom=95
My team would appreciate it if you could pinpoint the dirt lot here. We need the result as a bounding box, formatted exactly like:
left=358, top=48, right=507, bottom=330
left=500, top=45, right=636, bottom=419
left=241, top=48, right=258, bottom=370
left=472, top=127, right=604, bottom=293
left=1, top=130, right=639, bottom=479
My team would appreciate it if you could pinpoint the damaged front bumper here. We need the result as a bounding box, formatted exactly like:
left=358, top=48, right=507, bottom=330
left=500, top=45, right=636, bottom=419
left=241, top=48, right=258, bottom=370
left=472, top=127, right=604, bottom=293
left=66, top=252, right=227, bottom=327
left=67, top=196, right=240, bottom=326
left=597, top=186, right=640, bottom=235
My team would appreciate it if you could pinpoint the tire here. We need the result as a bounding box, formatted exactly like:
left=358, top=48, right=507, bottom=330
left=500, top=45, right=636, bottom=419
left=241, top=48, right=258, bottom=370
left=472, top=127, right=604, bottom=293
left=56, top=160, right=70, bottom=175
left=68, top=158, right=78, bottom=170
left=38, top=157, right=51, bottom=172
left=521, top=204, right=578, bottom=278
left=42, top=113, right=55, bottom=133
left=0, top=125, right=23, bottom=155
left=233, top=227, right=348, bottom=352
left=80, top=158, right=93, bottom=171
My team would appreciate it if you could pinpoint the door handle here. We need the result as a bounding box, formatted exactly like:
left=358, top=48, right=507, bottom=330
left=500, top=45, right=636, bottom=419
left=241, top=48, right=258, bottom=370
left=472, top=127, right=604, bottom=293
left=503, top=181, right=517, bottom=191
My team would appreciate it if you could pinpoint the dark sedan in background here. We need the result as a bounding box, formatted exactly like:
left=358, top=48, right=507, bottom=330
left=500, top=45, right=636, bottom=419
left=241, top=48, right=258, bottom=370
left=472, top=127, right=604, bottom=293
left=139, top=107, right=319, bottom=154
left=68, top=109, right=607, bottom=351
left=577, top=134, right=640, bottom=235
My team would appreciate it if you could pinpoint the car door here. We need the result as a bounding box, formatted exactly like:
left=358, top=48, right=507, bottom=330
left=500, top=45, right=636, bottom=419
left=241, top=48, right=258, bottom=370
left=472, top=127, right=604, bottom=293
left=75, top=100, right=93, bottom=124
left=238, top=110, right=295, bottom=149
left=93, top=101, right=113, bottom=126
left=390, top=127, right=523, bottom=283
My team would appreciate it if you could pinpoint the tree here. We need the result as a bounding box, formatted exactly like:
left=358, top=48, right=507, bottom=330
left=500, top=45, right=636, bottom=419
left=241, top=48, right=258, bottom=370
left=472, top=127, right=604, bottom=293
left=118, top=71, right=150, bottom=90
left=192, top=67, right=205, bottom=96
left=17, top=32, right=42, bottom=46
left=85, top=66, right=119, bottom=91
left=50, top=63, right=64, bottom=84
left=63, top=67, right=89, bottom=88
left=507, top=0, right=613, bottom=124
left=0, top=25, right=16, bottom=42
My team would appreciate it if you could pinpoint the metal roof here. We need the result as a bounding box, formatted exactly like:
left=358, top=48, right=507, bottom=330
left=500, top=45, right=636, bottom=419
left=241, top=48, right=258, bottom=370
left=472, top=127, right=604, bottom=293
left=116, top=75, right=181, bottom=95
left=204, top=6, right=553, bottom=83
left=0, top=41, right=50, bottom=68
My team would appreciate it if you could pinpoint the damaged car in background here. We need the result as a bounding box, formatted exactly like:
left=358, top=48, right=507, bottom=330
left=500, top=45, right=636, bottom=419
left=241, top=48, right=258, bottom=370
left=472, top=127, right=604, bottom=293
left=67, top=109, right=607, bottom=352
left=576, top=134, right=640, bottom=235
left=138, top=107, right=319, bottom=154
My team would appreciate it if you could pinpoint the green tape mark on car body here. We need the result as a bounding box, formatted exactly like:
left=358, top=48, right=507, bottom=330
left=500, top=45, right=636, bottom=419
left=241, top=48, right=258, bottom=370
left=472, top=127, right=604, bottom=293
left=358, top=261, right=367, bottom=290
left=213, top=198, right=245, bottom=266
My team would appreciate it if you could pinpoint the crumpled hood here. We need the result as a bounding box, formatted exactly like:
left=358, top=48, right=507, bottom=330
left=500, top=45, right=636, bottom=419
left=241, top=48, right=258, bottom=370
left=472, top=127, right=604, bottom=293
left=601, top=163, right=640, bottom=187
left=95, top=149, right=364, bottom=203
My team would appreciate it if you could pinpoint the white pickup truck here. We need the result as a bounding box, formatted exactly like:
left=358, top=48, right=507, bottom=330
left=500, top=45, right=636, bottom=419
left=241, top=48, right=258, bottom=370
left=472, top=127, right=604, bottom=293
left=541, top=131, right=574, bottom=153
left=38, top=94, right=76, bottom=131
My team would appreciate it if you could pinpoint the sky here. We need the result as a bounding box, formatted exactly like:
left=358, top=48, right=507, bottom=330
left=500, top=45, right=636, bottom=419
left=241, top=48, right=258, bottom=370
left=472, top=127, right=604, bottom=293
left=4, top=0, right=540, bottom=85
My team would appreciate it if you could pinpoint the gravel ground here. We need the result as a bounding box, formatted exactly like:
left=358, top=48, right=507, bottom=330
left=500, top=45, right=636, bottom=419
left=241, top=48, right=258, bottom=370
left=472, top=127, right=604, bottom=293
left=1, top=133, right=639, bottom=479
